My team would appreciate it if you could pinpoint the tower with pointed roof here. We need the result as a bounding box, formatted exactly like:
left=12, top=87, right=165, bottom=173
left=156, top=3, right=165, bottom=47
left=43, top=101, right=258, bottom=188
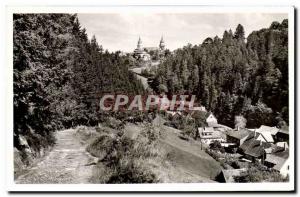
left=159, top=36, right=165, bottom=50
left=133, top=36, right=167, bottom=62
left=137, top=36, right=142, bottom=50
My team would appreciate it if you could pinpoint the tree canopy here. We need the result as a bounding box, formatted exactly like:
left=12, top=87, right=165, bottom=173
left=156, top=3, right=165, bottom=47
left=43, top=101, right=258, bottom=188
left=13, top=14, right=144, bottom=153
left=152, top=21, right=288, bottom=128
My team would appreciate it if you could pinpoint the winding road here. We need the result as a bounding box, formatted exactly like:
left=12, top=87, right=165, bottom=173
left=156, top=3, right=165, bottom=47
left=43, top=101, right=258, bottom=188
left=15, top=129, right=96, bottom=184
left=129, top=67, right=149, bottom=89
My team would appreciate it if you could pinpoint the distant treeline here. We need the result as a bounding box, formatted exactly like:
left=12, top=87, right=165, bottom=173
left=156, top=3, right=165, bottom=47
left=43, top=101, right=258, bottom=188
left=152, top=20, right=288, bottom=128
left=13, top=14, right=144, bottom=155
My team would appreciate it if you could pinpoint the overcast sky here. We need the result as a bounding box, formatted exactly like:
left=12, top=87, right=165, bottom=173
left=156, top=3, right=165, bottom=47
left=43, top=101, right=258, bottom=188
left=78, top=13, right=287, bottom=52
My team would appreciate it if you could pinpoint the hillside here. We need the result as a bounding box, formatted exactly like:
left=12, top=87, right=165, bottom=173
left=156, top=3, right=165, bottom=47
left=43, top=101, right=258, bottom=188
left=122, top=122, right=221, bottom=182
left=152, top=19, right=288, bottom=128
left=159, top=125, right=221, bottom=182
left=13, top=14, right=145, bottom=171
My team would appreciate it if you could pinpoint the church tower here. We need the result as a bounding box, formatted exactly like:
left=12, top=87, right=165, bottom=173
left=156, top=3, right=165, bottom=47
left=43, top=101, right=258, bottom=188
left=159, top=36, right=165, bottom=50
left=137, top=36, right=142, bottom=50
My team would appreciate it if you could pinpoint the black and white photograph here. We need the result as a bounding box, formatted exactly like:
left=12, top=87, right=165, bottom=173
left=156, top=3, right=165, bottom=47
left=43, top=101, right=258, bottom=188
left=5, top=6, right=295, bottom=192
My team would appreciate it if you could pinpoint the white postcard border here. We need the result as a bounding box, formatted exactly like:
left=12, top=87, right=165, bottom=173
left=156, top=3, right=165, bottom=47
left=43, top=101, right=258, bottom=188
left=5, top=5, right=295, bottom=192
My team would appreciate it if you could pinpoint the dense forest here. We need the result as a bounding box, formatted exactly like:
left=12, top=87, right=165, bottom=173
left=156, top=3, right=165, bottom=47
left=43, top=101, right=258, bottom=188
left=152, top=20, right=289, bottom=128
left=13, top=14, right=144, bottom=160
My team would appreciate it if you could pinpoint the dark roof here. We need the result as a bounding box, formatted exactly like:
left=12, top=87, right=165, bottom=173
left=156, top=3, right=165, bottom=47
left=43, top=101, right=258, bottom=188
left=143, top=47, right=159, bottom=51
left=278, top=129, right=289, bottom=135
left=272, top=147, right=289, bottom=159
left=227, top=129, right=250, bottom=140
left=240, top=134, right=272, bottom=158
left=265, top=147, right=289, bottom=170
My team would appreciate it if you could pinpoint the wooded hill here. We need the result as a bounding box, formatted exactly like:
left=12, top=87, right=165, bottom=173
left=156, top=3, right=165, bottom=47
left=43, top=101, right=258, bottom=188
left=13, top=14, right=144, bottom=160
left=152, top=20, right=289, bottom=128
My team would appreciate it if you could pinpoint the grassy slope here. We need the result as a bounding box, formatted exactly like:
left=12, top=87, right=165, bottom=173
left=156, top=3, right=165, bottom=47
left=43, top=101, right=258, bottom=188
left=159, top=125, right=221, bottom=182
left=124, top=123, right=222, bottom=182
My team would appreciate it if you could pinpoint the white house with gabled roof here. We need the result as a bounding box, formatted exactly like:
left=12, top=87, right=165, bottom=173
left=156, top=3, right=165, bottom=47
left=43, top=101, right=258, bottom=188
left=206, top=112, right=218, bottom=127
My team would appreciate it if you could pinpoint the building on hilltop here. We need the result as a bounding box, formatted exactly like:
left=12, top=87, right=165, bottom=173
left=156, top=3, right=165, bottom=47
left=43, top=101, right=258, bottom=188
left=133, top=36, right=166, bottom=61
left=133, top=37, right=151, bottom=61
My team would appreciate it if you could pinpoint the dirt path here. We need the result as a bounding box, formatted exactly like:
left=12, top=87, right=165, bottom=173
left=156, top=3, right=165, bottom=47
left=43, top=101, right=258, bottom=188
left=15, top=129, right=97, bottom=184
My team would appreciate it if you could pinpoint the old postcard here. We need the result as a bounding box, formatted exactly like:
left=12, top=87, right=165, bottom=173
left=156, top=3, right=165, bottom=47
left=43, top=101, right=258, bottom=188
left=6, top=6, right=295, bottom=192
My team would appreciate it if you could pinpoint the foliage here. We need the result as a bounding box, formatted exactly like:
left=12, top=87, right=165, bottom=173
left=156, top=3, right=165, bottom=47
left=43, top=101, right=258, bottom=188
left=234, top=115, right=247, bottom=129
left=13, top=14, right=79, bottom=156
left=13, top=14, right=145, bottom=158
left=102, top=117, right=124, bottom=130
left=152, top=20, right=288, bottom=128
left=87, top=124, right=164, bottom=183
left=192, top=111, right=207, bottom=127
left=234, top=166, right=289, bottom=183
left=209, top=141, right=225, bottom=153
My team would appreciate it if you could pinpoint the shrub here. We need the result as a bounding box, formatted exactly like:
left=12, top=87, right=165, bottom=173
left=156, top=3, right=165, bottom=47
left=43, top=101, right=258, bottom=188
left=209, top=141, right=225, bottom=153
left=231, top=161, right=241, bottom=169
left=106, top=159, right=158, bottom=183
left=182, top=124, right=196, bottom=138
left=87, top=124, right=164, bottom=183
left=142, top=123, right=160, bottom=144
left=75, top=126, right=99, bottom=143
left=102, top=117, right=124, bottom=130
left=234, top=166, right=289, bottom=182
left=86, top=134, right=116, bottom=160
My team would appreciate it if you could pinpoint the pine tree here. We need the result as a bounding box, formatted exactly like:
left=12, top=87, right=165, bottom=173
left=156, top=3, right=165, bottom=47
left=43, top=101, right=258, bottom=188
left=234, top=24, right=245, bottom=40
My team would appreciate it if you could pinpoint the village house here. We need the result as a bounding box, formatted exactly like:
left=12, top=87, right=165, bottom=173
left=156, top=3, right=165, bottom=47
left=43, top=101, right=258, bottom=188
left=255, top=130, right=274, bottom=143
left=224, top=126, right=290, bottom=178
left=252, top=125, right=288, bottom=143
left=206, top=112, right=218, bottom=127
left=276, top=141, right=289, bottom=149
left=264, top=146, right=289, bottom=177
left=226, top=128, right=251, bottom=147
left=239, top=132, right=273, bottom=162
left=198, top=127, right=224, bottom=144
